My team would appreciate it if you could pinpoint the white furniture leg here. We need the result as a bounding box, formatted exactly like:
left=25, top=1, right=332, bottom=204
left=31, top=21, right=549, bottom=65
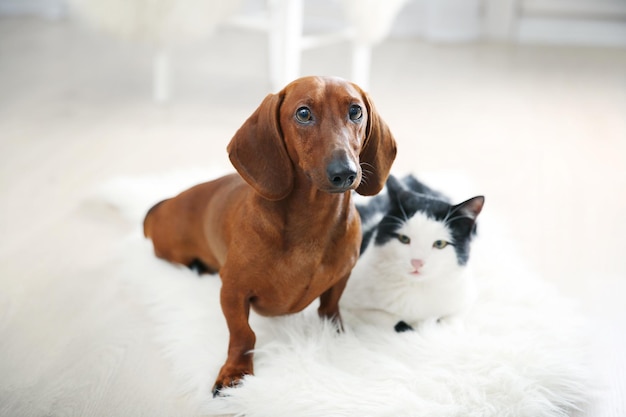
left=484, top=0, right=518, bottom=41
left=268, top=0, right=303, bottom=90
left=153, top=49, right=170, bottom=103
left=351, top=43, right=371, bottom=91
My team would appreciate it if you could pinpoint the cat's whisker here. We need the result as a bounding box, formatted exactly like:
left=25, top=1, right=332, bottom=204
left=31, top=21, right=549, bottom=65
left=378, top=220, right=404, bottom=231
left=444, top=215, right=472, bottom=225
left=394, top=196, right=409, bottom=222
left=380, top=214, right=406, bottom=229
left=443, top=203, right=469, bottom=223
left=384, top=214, right=405, bottom=224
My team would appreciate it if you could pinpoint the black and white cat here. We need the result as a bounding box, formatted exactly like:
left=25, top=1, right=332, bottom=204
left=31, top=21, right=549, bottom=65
left=342, top=174, right=485, bottom=332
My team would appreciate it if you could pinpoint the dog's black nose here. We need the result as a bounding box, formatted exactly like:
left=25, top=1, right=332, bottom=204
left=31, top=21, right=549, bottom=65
left=327, top=158, right=357, bottom=190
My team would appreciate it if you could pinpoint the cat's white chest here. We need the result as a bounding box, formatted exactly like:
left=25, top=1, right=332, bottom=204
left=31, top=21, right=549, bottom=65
left=344, top=255, right=474, bottom=325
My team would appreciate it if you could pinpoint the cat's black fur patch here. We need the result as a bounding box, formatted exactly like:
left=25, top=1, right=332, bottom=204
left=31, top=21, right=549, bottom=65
left=394, top=320, right=414, bottom=333
left=356, top=191, right=390, bottom=254
left=359, top=225, right=377, bottom=255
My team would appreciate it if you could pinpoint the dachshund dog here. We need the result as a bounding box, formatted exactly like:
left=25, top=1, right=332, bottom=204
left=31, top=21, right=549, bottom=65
left=143, top=76, right=397, bottom=395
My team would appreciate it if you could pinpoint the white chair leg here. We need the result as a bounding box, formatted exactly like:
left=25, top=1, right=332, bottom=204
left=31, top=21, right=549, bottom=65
left=153, top=49, right=170, bottom=103
left=351, top=43, right=371, bottom=91
left=268, top=0, right=303, bottom=90
left=268, top=0, right=284, bottom=90
left=483, top=0, right=518, bottom=41
left=282, top=0, right=303, bottom=87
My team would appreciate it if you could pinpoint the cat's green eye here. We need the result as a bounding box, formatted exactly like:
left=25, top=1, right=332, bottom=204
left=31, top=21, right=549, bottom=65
left=397, top=234, right=411, bottom=244
left=433, top=240, right=449, bottom=249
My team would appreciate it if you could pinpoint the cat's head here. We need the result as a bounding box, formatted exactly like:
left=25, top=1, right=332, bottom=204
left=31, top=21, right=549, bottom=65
left=373, top=175, right=484, bottom=281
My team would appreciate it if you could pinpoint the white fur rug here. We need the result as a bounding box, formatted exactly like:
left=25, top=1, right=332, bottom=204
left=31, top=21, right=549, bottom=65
left=97, top=169, right=591, bottom=417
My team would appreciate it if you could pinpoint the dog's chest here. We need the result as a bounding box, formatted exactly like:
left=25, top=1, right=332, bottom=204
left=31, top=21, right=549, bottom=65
left=248, top=229, right=359, bottom=315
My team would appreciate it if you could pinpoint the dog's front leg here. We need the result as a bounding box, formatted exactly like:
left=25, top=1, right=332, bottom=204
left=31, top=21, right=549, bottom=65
left=317, top=273, right=350, bottom=331
left=212, top=284, right=256, bottom=397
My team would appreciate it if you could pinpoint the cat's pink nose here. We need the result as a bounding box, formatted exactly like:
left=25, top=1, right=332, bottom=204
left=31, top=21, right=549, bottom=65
left=411, top=259, right=424, bottom=274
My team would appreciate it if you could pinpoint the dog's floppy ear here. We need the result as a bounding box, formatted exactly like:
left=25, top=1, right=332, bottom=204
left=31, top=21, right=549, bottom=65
left=356, top=90, right=397, bottom=196
left=227, top=92, right=294, bottom=201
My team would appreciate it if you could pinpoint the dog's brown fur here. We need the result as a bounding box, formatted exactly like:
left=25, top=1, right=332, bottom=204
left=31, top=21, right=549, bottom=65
left=143, top=76, right=397, bottom=394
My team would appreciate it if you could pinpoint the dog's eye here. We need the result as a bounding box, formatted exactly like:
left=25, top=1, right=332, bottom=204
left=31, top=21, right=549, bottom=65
left=295, top=107, right=312, bottom=123
left=397, top=234, right=411, bottom=244
left=349, top=104, right=363, bottom=121
left=433, top=240, right=448, bottom=249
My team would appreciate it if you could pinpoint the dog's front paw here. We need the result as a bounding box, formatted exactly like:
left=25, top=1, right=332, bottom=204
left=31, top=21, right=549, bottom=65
left=212, top=377, right=245, bottom=398
left=212, top=365, right=252, bottom=397
left=212, top=381, right=240, bottom=398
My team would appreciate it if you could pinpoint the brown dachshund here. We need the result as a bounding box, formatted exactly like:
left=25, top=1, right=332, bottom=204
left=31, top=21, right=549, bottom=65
left=143, top=76, right=397, bottom=395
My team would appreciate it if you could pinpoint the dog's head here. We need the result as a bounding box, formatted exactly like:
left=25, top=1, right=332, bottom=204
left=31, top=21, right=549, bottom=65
left=228, top=76, right=397, bottom=200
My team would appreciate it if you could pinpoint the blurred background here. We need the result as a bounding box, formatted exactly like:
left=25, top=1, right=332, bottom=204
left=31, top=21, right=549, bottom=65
left=1, top=0, right=625, bottom=416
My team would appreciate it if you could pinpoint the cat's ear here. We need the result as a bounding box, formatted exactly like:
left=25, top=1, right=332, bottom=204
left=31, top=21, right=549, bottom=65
left=402, top=174, right=421, bottom=191
left=455, top=196, right=485, bottom=220
left=385, top=174, right=404, bottom=197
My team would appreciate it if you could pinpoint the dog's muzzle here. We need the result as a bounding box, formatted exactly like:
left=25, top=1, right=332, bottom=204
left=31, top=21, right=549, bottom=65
left=326, top=157, right=358, bottom=192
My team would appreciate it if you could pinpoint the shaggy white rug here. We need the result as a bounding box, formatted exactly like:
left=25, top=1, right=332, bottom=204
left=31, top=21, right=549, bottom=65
left=98, top=168, right=591, bottom=417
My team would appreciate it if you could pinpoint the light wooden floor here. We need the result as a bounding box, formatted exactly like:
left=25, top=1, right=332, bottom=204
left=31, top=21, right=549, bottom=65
left=1, top=16, right=625, bottom=416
